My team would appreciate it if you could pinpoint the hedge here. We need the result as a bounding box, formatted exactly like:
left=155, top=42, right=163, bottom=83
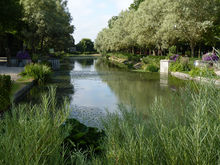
left=0, top=75, right=12, bottom=112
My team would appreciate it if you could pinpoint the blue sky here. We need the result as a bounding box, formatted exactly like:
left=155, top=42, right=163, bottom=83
left=68, top=0, right=133, bottom=44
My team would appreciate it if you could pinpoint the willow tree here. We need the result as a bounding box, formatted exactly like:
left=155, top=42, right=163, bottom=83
left=134, top=0, right=164, bottom=55
left=171, top=0, right=218, bottom=57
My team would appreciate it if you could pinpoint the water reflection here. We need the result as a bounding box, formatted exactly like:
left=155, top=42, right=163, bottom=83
left=69, top=58, right=186, bottom=127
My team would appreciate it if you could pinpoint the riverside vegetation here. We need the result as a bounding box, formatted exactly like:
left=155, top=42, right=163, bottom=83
left=0, top=82, right=219, bottom=164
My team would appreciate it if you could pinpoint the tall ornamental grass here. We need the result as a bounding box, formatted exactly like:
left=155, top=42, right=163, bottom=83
left=0, top=87, right=70, bottom=165
left=89, top=82, right=220, bottom=164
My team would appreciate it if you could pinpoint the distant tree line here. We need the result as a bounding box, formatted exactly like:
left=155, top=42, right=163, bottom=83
left=95, top=0, right=220, bottom=57
left=0, top=0, right=74, bottom=57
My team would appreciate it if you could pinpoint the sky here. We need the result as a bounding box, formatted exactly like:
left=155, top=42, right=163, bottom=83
left=68, top=0, right=133, bottom=44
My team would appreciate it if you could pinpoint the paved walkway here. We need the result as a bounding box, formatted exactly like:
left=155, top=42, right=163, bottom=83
left=0, top=66, right=23, bottom=81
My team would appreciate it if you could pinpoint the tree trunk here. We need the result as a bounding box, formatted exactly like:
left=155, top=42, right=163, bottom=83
left=40, top=36, right=44, bottom=52
left=132, top=46, right=135, bottom=55
left=198, top=46, right=201, bottom=59
left=190, top=42, right=195, bottom=57
left=6, top=48, right=11, bottom=67
left=153, top=50, right=156, bottom=56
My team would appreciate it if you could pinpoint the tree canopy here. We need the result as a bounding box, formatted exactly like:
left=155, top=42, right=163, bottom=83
left=20, top=0, right=74, bottom=52
left=95, top=0, right=220, bottom=57
left=76, top=38, right=95, bottom=53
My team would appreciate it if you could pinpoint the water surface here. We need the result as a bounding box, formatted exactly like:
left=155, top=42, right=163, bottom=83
left=22, top=57, right=185, bottom=128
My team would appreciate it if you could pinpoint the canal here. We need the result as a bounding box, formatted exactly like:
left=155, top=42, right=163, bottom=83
left=21, top=57, right=186, bottom=128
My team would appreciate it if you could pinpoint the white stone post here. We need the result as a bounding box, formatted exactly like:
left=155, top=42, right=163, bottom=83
left=160, top=60, right=172, bottom=74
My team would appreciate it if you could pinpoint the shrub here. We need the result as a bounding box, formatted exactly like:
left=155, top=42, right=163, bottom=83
left=21, top=63, right=52, bottom=84
left=63, top=119, right=105, bottom=158
left=146, top=64, right=159, bottom=72
left=128, top=55, right=141, bottom=62
left=142, top=56, right=165, bottom=65
left=202, top=52, right=219, bottom=62
left=169, top=57, right=192, bottom=72
left=31, top=53, right=40, bottom=63
left=189, top=67, right=216, bottom=77
left=170, top=54, right=180, bottom=62
left=0, top=75, right=12, bottom=112
left=169, top=45, right=177, bottom=54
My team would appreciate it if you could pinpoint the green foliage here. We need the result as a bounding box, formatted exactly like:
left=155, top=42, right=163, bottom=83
left=108, top=16, right=118, bottom=29
left=95, top=0, right=219, bottom=57
left=169, top=46, right=177, bottom=54
left=77, top=39, right=95, bottom=53
left=146, top=64, right=159, bottom=72
left=189, top=67, right=217, bottom=78
left=169, top=57, right=192, bottom=72
left=88, top=83, right=220, bottom=164
left=0, top=87, right=70, bottom=164
left=20, top=0, right=74, bottom=51
left=31, top=53, right=40, bottom=63
left=0, top=75, right=12, bottom=112
left=142, top=56, right=165, bottom=65
left=63, top=119, right=105, bottom=158
left=0, top=0, right=22, bottom=32
left=21, top=63, right=52, bottom=84
left=129, top=0, right=145, bottom=10
left=128, top=54, right=141, bottom=62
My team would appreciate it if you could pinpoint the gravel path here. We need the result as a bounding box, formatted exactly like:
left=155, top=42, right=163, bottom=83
left=0, top=66, right=24, bottom=81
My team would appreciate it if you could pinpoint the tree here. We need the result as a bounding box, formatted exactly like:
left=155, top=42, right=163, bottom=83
left=169, top=0, right=219, bottom=57
left=108, top=16, right=118, bottom=29
left=0, top=0, right=22, bottom=33
left=20, top=0, right=74, bottom=52
left=129, top=0, right=145, bottom=11
left=77, top=38, right=94, bottom=53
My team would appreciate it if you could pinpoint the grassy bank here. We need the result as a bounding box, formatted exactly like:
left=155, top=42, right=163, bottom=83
left=105, top=52, right=166, bottom=72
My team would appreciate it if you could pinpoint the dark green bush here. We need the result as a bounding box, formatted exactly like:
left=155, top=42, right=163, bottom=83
left=63, top=119, right=105, bottom=157
left=128, top=55, right=141, bottom=62
left=0, top=75, right=12, bottom=112
left=146, top=64, right=159, bottom=72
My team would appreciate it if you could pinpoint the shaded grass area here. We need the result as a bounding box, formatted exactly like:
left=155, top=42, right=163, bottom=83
left=10, top=77, right=33, bottom=101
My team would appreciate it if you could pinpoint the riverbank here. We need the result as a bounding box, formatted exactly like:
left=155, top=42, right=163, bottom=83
left=171, top=71, right=220, bottom=86
left=104, top=53, right=165, bottom=72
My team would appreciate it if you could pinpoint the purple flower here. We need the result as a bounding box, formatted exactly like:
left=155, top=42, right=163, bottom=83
left=16, top=51, right=31, bottom=59
left=202, top=53, right=219, bottom=62
left=170, top=54, right=180, bottom=62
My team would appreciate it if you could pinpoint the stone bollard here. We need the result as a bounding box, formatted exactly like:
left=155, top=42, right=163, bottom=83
left=160, top=60, right=173, bottom=74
